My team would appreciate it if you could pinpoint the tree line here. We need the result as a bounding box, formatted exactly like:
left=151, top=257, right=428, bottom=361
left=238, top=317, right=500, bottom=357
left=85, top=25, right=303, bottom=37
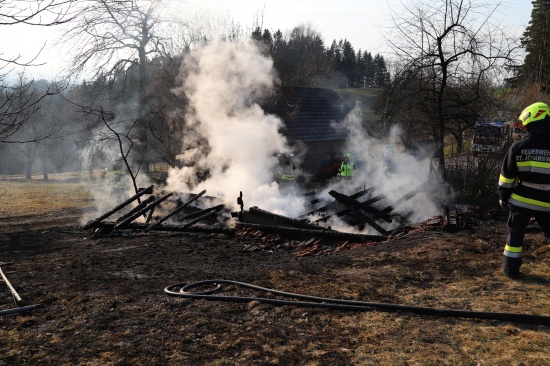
left=0, top=0, right=546, bottom=197
left=252, top=26, right=390, bottom=88
left=0, top=0, right=389, bottom=180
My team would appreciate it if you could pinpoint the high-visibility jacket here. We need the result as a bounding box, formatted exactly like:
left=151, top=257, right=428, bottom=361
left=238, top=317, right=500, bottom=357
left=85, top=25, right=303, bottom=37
left=498, top=135, right=550, bottom=212
left=338, top=162, right=353, bottom=177
left=279, top=162, right=295, bottom=181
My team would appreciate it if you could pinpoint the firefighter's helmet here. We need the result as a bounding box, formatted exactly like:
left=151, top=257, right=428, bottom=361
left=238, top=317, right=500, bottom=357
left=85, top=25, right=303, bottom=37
left=519, top=102, right=550, bottom=126
left=344, top=153, right=351, bottom=159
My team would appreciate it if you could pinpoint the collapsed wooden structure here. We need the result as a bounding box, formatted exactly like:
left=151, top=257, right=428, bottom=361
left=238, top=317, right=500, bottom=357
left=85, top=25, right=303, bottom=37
left=83, top=185, right=233, bottom=235
left=83, top=183, right=469, bottom=255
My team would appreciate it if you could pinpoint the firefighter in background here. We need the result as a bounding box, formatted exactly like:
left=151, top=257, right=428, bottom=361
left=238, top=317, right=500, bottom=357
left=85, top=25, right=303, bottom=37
left=104, top=154, right=129, bottom=203
left=498, top=102, right=550, bottom=279
left=338, top=153, right=354, bottom=178
left=277, top=150, right=296, bottom=182
left=383, top=144, right=395, bottom=175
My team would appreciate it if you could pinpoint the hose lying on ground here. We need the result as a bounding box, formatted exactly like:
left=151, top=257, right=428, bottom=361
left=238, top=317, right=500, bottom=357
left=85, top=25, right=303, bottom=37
left=164, top=279, right=550, bottom=327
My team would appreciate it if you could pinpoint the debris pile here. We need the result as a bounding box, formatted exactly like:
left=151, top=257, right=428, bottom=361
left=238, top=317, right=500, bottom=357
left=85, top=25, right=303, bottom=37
left=84, top=185, right=233, bottom=236
left=84, top=183, right=472, bottom=255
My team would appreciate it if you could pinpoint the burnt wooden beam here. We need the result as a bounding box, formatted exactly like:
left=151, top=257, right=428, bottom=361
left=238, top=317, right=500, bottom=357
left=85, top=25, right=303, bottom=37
left=94, top=221, right=235, bottom=235
left=83, top=185, right=154, bottom=229
left=115, top=195, right=156, bottom=223
left=300, top=186, right=375, bottom=219
left=329, top=190, right=392, bottom=223
left=114, top=192, right=174, bottom=229
left=181, top=204, right=224, bottom=228
left=145, top=190, right=207, bottom=233
left=240, top=206, right=325, bottom=230
left=236, top=222, right=387, bottom=242
left=325, top=191, right=390, bottom=236
left=179, top=203, right=224, bottom=222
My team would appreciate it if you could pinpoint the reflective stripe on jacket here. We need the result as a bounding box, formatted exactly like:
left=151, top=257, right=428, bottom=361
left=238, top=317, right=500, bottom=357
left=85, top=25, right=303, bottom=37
left=338, top=162, right=353, bottom=177
left=499, top=135, right=550, bottom=211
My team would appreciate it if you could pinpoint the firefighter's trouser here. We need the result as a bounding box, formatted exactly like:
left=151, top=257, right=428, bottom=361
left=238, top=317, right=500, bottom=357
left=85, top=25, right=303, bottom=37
left=504, top=204, right=550, bottom=278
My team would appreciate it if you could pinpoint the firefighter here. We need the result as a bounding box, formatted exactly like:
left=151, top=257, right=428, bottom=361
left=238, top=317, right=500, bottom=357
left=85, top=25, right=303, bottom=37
left=498, top=102, right=550, bottom=279
left=338, top=153, right=354, bottom=178
left=277, top=150, right=296, bottom=182
left=383, top=144, right=395, bottom=175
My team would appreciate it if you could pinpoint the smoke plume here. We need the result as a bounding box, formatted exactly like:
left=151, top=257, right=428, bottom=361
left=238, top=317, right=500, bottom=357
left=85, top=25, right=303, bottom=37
left=166, top=40, right=307, bottom=216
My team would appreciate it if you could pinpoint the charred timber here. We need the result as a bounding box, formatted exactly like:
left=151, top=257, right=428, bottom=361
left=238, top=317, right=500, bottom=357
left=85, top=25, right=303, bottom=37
left=115, top=195, right=156, bottom=223
left=114, top=192, right=174, bottom=229
left=301, top=186, right=375, bottom=219
left=94, top=221, right=234, bottom=235
left=83, top=185, right=154, bottom=229
left=181, top=204, right=225, bottom=228
left=329, top=190, right=392, bottom=223
left=326, top=191, right=389, bottom=236
left=145, top=190, right=207, bottom=232
left=236, top=222, right=387, bottom=242
left=236, top=206, right=325, bottom=230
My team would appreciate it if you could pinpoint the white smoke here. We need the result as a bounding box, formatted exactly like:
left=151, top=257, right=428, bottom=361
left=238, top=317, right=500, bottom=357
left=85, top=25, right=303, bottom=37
left=329, top=106, right=446, bottom=224
left=166, top=40, right=307, bottom=216
left=165, top=39, right=448, bottom=228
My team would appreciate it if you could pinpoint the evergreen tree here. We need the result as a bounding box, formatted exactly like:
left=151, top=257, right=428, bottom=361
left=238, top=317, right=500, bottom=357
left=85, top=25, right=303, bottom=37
left=520, top=0, right=550, bottom=89
left=372, top=54, right=390, bottom=87
left=341, top=40, right=356, bottom=87
left=363, top=51, right=374, bottom=87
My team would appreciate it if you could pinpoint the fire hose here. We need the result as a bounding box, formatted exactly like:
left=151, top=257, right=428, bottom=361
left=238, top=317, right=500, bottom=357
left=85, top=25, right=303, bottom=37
left=164, top=279, right=550, bottom=327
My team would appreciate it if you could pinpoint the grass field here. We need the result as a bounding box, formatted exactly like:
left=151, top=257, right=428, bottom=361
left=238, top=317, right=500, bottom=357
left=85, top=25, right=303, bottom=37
left=0, top=172, right=98, bottom=219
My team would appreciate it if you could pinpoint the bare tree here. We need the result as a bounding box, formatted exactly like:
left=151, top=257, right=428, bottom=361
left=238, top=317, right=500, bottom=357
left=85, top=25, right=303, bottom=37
left=61, top=0, right=197, bottom=175
left=0, top=0, right=77, bottom=142
left=382, top=0, right=521, bottom=174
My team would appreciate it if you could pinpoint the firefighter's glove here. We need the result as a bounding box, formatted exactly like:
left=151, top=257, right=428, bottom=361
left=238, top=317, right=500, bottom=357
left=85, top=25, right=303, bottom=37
left=499, top=199, right=507, bottom=209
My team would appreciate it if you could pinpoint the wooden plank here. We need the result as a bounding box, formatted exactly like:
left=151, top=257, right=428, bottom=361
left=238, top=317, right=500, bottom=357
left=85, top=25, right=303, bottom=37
left=0, top=266, right=22, bottom=302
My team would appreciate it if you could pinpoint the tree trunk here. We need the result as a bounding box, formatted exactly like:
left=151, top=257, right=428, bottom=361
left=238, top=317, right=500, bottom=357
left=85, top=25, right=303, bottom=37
left=41, top=144, right=49, bottom=181
left=25, top=145, right=36, bottom=180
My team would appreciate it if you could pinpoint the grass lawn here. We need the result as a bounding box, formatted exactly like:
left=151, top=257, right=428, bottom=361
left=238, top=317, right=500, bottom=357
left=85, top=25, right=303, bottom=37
left=0, top=171, right=98, bottom=219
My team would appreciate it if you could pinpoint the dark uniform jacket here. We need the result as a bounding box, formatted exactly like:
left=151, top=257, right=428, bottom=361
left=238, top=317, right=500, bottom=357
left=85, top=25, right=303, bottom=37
left=498, top=123, right=550, bottom=211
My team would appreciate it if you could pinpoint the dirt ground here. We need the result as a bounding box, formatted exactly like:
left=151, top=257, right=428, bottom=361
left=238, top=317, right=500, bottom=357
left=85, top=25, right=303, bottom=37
left=1, top=201, right=550, bottom=365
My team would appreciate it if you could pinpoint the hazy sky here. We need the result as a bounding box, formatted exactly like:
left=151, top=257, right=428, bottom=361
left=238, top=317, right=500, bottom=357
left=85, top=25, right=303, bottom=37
left=1, top=0, right=533, bottom=79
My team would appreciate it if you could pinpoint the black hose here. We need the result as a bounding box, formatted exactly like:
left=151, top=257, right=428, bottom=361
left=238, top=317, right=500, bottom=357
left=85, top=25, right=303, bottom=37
left=164, top=279, right=550, bottom=327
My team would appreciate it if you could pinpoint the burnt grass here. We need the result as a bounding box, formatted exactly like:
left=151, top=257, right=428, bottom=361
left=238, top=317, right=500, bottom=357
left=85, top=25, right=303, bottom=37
left=1, top=207, right=550, bottom=365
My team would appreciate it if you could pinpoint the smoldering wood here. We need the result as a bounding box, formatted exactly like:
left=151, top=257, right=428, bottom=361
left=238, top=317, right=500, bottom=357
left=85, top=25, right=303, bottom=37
left=145, top=190, right=207, bottom=232
left=114, top=192, right=174, bottom=229
left=115, top=195, right=156, bottom=223
left=94, top=221, right=235, bottom=235
left=84, top=185, right=154, bottom=229
left=236, top=222, right=387, bottom=242
left=179, top=203, right=225, bottom=223
left=329, top=190, right=392, bottom=223
left=181, top=204, right=225, bottom=228
left=300, top=186, right=375, bottom=219
left=325, top=191, right=390, bottom=236
left=314, top=184, right=410, bottom=224
left=236, top=206, right=328, bottom=231
left=145, top=205, right=155, bottom=223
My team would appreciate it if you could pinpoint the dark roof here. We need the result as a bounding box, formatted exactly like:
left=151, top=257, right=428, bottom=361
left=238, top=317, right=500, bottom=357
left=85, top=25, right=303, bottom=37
left=262, top=87, right=350, bottom=143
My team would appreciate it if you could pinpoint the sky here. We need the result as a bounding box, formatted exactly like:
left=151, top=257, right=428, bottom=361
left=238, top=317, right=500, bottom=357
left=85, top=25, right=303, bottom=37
left=0, top=0, right=533, bottom=80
